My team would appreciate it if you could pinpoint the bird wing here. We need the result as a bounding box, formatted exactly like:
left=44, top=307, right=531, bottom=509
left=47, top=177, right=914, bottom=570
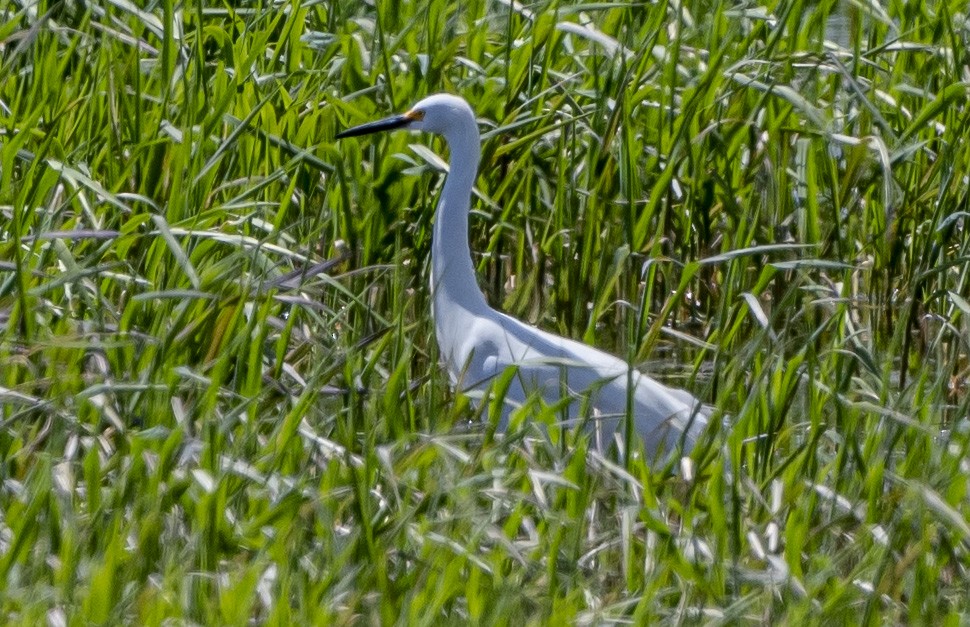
left=454, top=311, right=708, bottom=454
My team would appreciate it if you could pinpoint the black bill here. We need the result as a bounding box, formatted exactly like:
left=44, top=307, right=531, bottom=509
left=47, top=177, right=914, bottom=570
left=335, top=114, right=412, bottom=139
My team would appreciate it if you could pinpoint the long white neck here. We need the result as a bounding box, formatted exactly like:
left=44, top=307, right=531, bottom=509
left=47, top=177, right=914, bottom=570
left=431, top=114, right=490, bottom=366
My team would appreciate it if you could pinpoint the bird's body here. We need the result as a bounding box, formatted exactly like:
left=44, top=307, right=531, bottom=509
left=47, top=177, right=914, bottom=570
left=337, top=94, right=707, bottom=458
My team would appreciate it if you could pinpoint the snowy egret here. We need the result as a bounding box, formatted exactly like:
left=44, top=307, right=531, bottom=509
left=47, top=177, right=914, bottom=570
left=337, top=94, right=708, bottom=458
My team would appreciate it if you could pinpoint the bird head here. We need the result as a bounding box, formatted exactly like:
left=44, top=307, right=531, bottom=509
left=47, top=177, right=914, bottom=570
left=336, top=93, right=474, bottom=139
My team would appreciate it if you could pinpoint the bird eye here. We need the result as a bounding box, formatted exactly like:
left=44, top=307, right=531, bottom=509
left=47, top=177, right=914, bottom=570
left=405, top=109, right=426, bottom=121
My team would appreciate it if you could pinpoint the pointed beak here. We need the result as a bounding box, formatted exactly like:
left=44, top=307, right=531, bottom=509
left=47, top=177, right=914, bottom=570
left=335, top=113, right=414, bottom=139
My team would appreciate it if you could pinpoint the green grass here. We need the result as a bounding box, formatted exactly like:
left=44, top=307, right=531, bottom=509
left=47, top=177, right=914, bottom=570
left=2, top=0, right=969, bottom=623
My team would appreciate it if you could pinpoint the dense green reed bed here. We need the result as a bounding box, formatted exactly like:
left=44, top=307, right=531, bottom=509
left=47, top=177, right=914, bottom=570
left=2, top=0, right=969, bottom=622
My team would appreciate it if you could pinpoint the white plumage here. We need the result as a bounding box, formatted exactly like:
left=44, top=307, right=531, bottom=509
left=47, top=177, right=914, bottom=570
left=338, top=94, right=708, bottom=458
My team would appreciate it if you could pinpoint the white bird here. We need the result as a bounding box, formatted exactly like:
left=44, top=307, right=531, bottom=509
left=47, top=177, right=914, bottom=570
left=337, top=94, right=708, bottom=459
